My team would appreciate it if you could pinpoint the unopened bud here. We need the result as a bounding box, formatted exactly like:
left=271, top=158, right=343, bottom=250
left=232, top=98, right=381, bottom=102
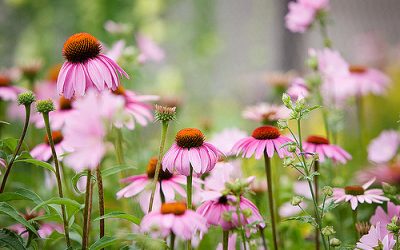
left=291, top=196, right=304, bottom=206
left=322, top=186, right=333, bottom=197
left=321, top=226, right=336, bottom=236
left=329, top=238, right=341, bottom=247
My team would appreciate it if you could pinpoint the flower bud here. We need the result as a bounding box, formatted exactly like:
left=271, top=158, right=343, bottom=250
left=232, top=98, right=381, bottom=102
left=382, top=182, right=397, bottom=195
left=277, top=119, right=288, bottom=129
left=282, top=93, right=292, bottom=108
left=321, top=226, right=336, bottom=236
left=242, top=208, right=253, bottom=218
left=387, top=216, right=400, bottom=234
left=322, top=186, right=333, bottom=197
left=36, top=99, right=55, bottom=113
left=291, top=196, right=304, bottom=206
left=17, top=92, right=36, bottom=106
left=329, top=238, right=341, bottom=247
left=154, top=104, right=176, bottom=123
left=287, top=145, right=297, bottom=153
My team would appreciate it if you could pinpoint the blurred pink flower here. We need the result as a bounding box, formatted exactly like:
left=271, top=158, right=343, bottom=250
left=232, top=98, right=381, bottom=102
left=30, top=131, right=71, bottom=161
left=279, top=202, right=306, bottom=217
left=242, top=103, right=290, bottom=124
left=105, top=40, right=126, bottom=62
left=348, top=65, right=390, bottom=97
left=285, top=1, right=316, bottom=33
left=162, top=128, right=223, bottom=176
left=62, top=91, right=125, bottom=171
left=210, top=128, right=247, bottom=156
left=286, top=77, right=309, bottom=101
left=34, top=96, right=75, bottom=130
left=216, top=233, right=237, bottom=250
left=104, top=20, right=131, bottom=35
left=299, top=0, right=329, bottom=9
left=141, top=202, right=207, bottom=240
left=370, top=202, right=400, bottom=234
left=34, top=63, right=62, bottom=100
left=332, top=178, right=389, bottom=210
left=368, top=130, right=400, bottom=164
left=112, top=86, right=159, bottom=130
left=357, top=163, right=400, bottom=185
left=204, top=162, right=243, bottom=193
left=0, top=73, right=24, bottom=101
left=57, top=33, right=128, bottom=99
left=116, top=157, right=189, bottom=213
left=303, top=135, right=351, bottom=164
left=232, top=125, right=293, bottom=159
left=136, top=34, right=165, bottom=64
left=356, top=222, right=395, bottom=250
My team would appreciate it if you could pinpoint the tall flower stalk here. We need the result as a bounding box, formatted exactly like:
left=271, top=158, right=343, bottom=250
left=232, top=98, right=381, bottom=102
left=96, top=166, right=105, bottom=239
left=0, top=93, right=35, bottom=193
left=82, top=169, right=93, bottom=250
left=36, top=99, right=71, bottom=248
left=148, top=105, right=176, bottom=212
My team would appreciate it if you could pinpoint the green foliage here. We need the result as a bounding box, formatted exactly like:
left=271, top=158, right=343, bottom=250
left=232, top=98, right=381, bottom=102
left=0, top=202, right=38, bottom=236
left=0, top=228, right=26, bottom=250
left=94, top=211, right=141, bottom=225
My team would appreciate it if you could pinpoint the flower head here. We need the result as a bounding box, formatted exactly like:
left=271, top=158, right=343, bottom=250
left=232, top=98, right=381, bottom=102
left=368, top=130, right=400, bottom=164
left=57, top=33, right=129, bottom=99
left=303, top=135, right=351, bottom=164
left=231, top=125, right=293, bottom=159
left=285, top=0, right=329, bottom=33
left=31, top=130, right=71, bottom=161
left=332, top=178, right=389, bottom=210
left=209, top=128, right=247, bottom=157
left=370, top=202, right=400, bottom=234
left=136, top=34, right=165, bottom=64
left=140, top=202, right=207, bottom=240
left=348, top=65, right=390, bottom=97
left=162, top=128, right=223, bottom=176
left=0, top=70, right=24, bottom=101
left=242, top=103, right=290, bottom=124
left=356, top=222, right=396, bottom=250
left=357, top=162, right=400, bottom=186
left=286, top=77, right=310, bottom=101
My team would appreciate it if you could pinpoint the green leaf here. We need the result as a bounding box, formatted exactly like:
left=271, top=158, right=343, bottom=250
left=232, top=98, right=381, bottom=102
left=0, top=188, right=43, bottom=204
left=33, top=197, right=83, bottom=213
left=285, top=215, right=318, bottom=227
left=71, top=171, right=89, bottom=194
left=0, top=228, right=26, bottom=250
left=89, top=236, right=118, bottom=250
left=94, top=211, right=140, bottom=225
left=0, top=202, right=38, bottom=235
left=14, top=159, right=55, bottom=172
left=101, top=164, right=135, bottom=178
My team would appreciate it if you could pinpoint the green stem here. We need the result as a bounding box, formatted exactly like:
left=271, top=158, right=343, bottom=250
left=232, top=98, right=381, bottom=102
left=223, top=230, right=229, bottom=250
left=314, top=161, right=320, bottom=250
left=148, top=121, right=169, bottom=213
left=235, top=196, right=247, bottom=250
left=96, top=166, right=105, bottom=240
left=82, top=170, right=93, bottom=250
left=264, top=153, right=279, bottom=250
left=259, top=226, right=268, bottom=250
left=352, top=208, right=358, bottom=240
left=42, top=112, right=71, bottom=247
left=0, top=104, right=31, bottom=193
left=170, top=233, right=175, bottom=250
left=318, top=14, right=332, bottom=48
left=186, top=166, right=193, bottom=250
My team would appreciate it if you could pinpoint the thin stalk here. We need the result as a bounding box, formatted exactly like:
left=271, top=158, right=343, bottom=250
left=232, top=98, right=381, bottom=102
left=314, top=160, right=320, bottom=250
left=352, top=208, right=358, bottom=239
left=96, top=166, right=105, bottom=240
left=82, top=170, right=93, bottom=250
left=170, top=233, right=176, bottom=250
left=396, top=233, right=399, bottom=250
left=223, top=230, right=229, bottom=250
left=318, top=15, right=332, bottom=48
left=235, top=196, right=247, bottom=250
left=42, top=112, right=71, bottom=247
left=159, top=180, right=166, bottom=204
left=327, top=236, right=331, bottom=250
left=60, top=162, right=71, bottom=196
left=148, top=121, right=169, bottom=213
left=186, top=165, right=193, bottom=250
left=297, top=119, right=328, bottom=250
left=0, top=104, right=31, bottom=193
left=263, top=153, right=278, bottom=250
left=259, top=226, right=268, bottom=250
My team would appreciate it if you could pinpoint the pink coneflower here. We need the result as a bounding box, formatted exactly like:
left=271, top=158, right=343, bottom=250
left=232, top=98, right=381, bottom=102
left=136, top=34, right=165, bottom=64
left=231, top=125, right=293, bottom=159
left=117, top=157, right=188, bottom=213
left=348, top=65, right=390, bottom=97
left=141, top=202, right=207, bottom=240
left=285, top=1, right=316, bottom=33
left=204, top=162, right=243, bottom=193
left=0, top=72, right=24, bottom=101
left=196, top=194, right=264, bottom=231
left=287, top=77, right=310, bottom=101
left=356, top=222, right=396, bottom=250
left=111, top=85, right=159, bottom=130
left=62, top=91, right=125, bottom=172
left=264, top=70, right=297, bottom=88
left=367, top=130, right=400, bottom=164
left=370, top=202, right=400, bottom=234
left=332, top=178, right=389, bottom=210
left=357, top=162, right=400, bottom=185
left=31, top=131, right=70, bottom=161
left=242, top=103, right=290, bottom=125
left=162, top=128, right=223, bottom=176
left=57, top=33, right=129, bottom=99
left=35, top=64, right=62, bottom=100
left=34, top=96, right=75, bottom=129
left=209, top=128, right=247, bottom=157
left=9, top=209, right=63, bottom=238
left=303, top=135, right=352, bottom=164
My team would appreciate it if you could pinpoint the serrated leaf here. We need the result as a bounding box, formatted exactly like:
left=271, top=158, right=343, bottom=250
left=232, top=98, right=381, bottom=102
left=94, top=211, right=140, bottom=225
left=101, top=164, right=135, bottom=178
left=0, top=202, right=38, bottom=235
left=0, top=228, right=26, bottom=250
left=89, top=236, right=118, bottom=250
left=14, top=159, right=55, bottom=172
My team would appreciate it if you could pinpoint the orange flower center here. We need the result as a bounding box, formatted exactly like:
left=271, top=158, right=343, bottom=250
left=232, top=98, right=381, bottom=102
left=112, top=85, right=126, bottom=96
left=146, top=157, right=173, bottom=180
left=306, top=135, right=330, bottom=145
left=175, top=128, right=205, bottom=148
left=59, top=96, right=73, bottom=110
left=63, top=33, right=101, bottom=63
left=47, top=64, right=62, bottom=82
left=0, top=75, right=11, bottom=87
left=44, top=131, right=64, bottom=145
left=251, top=125, right=280, bottom=140
left=344, top=185, right=364, bottom=196
left=160, top=202, right=187, bottom=215
left=349, top=65, right=367, bottom=74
